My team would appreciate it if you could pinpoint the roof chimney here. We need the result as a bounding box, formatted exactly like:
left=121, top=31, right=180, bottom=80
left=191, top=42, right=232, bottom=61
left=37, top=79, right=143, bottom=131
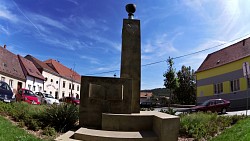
left=3, top=45, right=6, bottom=49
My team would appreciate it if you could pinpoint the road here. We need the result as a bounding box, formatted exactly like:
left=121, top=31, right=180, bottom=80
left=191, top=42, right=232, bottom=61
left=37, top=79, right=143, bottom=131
left=153, top=107, right=250, bottom=116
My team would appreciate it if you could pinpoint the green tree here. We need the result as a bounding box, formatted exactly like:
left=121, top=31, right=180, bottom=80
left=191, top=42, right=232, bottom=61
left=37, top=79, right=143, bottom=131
left=174, top=65, right=196, bottom=104
left=163, top=57, right=178, bottom=104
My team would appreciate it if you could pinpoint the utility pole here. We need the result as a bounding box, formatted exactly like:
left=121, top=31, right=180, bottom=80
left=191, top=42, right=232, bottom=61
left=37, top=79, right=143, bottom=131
left=71, top=63, right=75, bottom=97
left=243, top=62, right=250, bottom=116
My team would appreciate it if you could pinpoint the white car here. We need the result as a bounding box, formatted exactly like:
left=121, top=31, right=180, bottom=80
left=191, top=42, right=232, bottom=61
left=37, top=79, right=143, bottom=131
left=35, top=92, right=59, bottom=105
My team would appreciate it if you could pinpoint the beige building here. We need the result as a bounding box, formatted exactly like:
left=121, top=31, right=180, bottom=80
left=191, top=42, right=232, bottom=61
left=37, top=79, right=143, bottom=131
left=0, top=45, right=26, bottom=94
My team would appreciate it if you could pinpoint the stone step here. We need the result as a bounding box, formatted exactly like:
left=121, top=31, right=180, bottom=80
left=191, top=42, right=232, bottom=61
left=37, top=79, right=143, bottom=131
left=73, top=127, right=158, bottom=141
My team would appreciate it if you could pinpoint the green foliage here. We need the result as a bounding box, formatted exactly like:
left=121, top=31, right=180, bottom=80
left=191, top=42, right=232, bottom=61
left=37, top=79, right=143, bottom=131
left=40, top=103, right=79, bottom=132
left=180, top=112, right=248, bottom=140
left=174, top=66, right=196, bottom=104
left=43, top=127, right=56, bottom=136
left=159, top=107, right=176, bottom=115
left=211, top=117, right=250, bottom=141
left=17, top=121, right=25, bottom=128
left=163, top=57, right=178, bottom=103
left=0, top=116, right=42, bottom=141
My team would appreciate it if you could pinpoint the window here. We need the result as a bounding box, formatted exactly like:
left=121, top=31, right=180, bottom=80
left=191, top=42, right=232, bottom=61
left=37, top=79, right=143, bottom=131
left=33, top=86, right=36, bottom=91
left=50, top=91, right=52, bottom=94
left=51, top=79, right=53, bottom=82
left=247, top=78, right=250, bottom=88
left=230, top=79, right=240, bottom=92
left=77, top=85, right=79, bottom=91
left=72, top=84, right=75, bottom=90
left=39, top=86, right=42, bottom=92
left=214, top=83, right=223, bottom=94
left=56, top=81, right=58, bottom=84
left=62, top=91, right=65, bottom=97
left=63, top=81, right=65, bottom=88
left=28, top=84, right=31, bottom=90
left=1, top=77, right=5, bottom=82
left=9, top=80, right=13, bottom=88
left=69, top=83, right=71, bottom=89
left=55, top=92, right=58, bottom=99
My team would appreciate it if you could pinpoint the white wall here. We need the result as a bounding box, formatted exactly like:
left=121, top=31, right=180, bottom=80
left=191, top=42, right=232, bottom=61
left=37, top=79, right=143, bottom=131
left=59, top=77, right=81, bottom=99
left=25, top=75, right=43, bottom=92
left=0, top=73, right=25, bottom=94
left=42, top=71, right=61, bottom=99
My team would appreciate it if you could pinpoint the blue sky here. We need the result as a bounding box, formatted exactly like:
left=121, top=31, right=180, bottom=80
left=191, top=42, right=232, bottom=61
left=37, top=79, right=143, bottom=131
left=1, top=0, right=250, bottom=90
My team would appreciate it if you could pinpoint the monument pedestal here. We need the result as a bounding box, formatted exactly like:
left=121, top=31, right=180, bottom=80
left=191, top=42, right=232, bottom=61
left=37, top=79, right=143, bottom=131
left=55, top=4, right=180, bottom=141
left=55, top=111, right=179, bottom=141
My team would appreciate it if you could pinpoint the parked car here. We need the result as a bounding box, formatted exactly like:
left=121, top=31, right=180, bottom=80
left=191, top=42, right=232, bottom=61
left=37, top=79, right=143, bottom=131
left=16, top=88, right=41, bottom=105
left=35, top=92, right=59, bottom=105
left=140, top=101, right=153, bottom=108
left=59, top=97, right=80, bottom=105
left=0, top=81, right=15, bottom=103
left=190, top=99, right=230, bottom=114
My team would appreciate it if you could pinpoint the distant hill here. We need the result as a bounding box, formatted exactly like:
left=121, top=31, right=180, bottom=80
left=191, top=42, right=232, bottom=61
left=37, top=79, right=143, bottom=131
left=141, top=88, right=170, bottom=97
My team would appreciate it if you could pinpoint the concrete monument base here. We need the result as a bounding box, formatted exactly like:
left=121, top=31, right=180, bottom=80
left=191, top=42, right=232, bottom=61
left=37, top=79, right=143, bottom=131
left=55, top=111, right=180, bottom=141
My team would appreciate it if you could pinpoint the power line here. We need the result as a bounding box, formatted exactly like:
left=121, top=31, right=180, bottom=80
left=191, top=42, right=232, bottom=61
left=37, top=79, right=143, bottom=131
left=84, top=33, right=250, bottom=75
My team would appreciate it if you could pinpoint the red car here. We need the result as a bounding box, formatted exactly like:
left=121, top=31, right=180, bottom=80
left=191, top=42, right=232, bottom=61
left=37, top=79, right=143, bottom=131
left=60, top=97, right=80, bottom=105
left=191, top=99, right=230, bottom=114
left=16, top=88, right=41, bottom=105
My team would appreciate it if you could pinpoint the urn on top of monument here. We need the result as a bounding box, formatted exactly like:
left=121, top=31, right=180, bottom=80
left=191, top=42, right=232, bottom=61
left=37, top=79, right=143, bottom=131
left=126, top=4, right=136, bottom=19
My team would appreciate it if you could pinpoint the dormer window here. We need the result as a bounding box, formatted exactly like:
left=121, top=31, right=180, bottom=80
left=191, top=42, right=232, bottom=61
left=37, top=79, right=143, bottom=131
left=216, top=60, right=220, bottom=64
left=2, top=63, right=7, bottom=67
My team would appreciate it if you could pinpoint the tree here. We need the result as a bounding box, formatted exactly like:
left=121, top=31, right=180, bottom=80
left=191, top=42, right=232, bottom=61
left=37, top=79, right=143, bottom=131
left=174, top=66, right=196, bottom=105
left=163, top=57, right=178, bottom=104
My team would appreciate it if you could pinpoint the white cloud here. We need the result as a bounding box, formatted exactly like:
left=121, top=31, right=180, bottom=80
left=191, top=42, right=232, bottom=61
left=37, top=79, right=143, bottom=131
left=66, top=0, right=79, bottom=5
left=0, top=25, right=9, bottom=35
left=0, top=5, right=18, bottom=22
left=80, top=55, right=100, bottom=64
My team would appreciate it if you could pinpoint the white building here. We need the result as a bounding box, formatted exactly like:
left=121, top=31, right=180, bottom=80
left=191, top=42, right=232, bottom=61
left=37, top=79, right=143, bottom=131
left=0, top=45, right=26, bottom=94
left=25, top=55, right=81, bottom=99
left=44, top=59, right=81, bottom=99
left=18, top=55, right=44, bottom=92
left=25, top=55, right=62, bottom=98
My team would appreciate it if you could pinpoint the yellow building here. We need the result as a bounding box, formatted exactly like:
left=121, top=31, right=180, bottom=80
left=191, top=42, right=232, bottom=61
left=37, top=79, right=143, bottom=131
left=196, top=37, right=250, bottom=110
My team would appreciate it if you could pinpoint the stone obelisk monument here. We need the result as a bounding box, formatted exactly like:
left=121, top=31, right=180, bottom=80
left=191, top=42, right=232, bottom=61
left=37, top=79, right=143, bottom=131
left=120, top=4, right=141, bottom=113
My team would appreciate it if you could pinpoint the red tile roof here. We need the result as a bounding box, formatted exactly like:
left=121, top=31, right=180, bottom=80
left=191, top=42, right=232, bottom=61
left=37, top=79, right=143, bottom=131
left=140, top=92, right=153, bottom=98
left=44, top=59, right=81, bottom=83
left=24, top=55, right=59, bottom=75
left=18, top=55, right=44, bottom=80
left=197, top=37, right=250, bottom=72
left=0, top=46, right=25, bottom=81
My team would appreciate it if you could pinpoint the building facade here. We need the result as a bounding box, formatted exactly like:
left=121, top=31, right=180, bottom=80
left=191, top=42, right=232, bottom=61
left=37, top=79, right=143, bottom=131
left=25, top=55, right=64, bottom=99
left=18, top=55, right=44, bottom=92
left=44, top=59, right=81, bottom=99
left=0, top=45, right=26, bottom=94
left=196, top=37, right=250, bottom=110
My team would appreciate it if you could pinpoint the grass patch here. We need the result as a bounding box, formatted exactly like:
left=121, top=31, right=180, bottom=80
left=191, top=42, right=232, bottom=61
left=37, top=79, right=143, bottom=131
left=179, top=112, right=247, bottom=140
left=0, top=116, right=42, bottom=141
left=210, top=117, right=250, bottom=141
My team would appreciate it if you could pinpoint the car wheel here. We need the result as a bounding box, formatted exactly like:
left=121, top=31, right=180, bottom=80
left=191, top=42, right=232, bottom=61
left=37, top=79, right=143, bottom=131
left=221, top=108, right=227, bottom=114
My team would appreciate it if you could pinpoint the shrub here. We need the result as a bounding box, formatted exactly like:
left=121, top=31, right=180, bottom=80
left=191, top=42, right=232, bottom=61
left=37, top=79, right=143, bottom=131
left=43, top=127, right=56, bottom=136
left=18, top=120, right=25, bottom=128
left=179, top=112, right=248, bottom=140
left=159, top=107, right=176, bottom=115
left=25, top=119, right=40, bottom=131
left=40, top=103, right=79, bottom=132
